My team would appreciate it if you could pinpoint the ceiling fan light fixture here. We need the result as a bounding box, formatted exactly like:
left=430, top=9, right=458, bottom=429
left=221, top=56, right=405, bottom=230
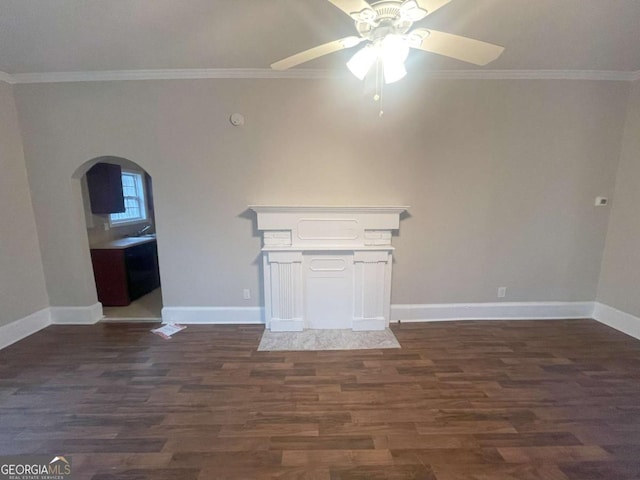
left=347, top=34, right=410, bottom=83
left=381, top=34, right=410, bottom=83
left=347, top=44, right=377, bottom=80
left=380, top=34, right=410, bottom=64
left=383, top=59, right=407, bottom=84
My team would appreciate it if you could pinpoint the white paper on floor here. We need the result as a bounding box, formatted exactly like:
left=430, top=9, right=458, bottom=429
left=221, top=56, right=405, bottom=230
left=151, top=323, right=186, bottom=340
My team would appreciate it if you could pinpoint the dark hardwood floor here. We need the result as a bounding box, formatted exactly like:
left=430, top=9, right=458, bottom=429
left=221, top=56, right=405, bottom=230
left=1, top=320, right=640, bottom=479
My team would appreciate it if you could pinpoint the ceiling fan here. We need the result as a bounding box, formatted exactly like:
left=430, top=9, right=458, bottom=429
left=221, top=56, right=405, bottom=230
left=271, top=0, right=504, bottom=84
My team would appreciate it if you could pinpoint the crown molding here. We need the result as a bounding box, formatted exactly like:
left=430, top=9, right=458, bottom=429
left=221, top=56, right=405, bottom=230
left=425, top=69, right=640, bottom=81
left=10, top=68, right=340, bottom=84
left=0, top=71, right=16, bottom=84
left=4, top=68, right=640, bottom=85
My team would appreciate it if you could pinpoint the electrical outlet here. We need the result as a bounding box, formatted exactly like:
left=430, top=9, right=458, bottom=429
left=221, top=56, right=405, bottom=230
left=595, top=197, right=608, bottom=207
left=103, top=222, right=110, bottom=231
left=497, top=287, right=507, bottom=298
left=243, top=289, right=251, bottom=300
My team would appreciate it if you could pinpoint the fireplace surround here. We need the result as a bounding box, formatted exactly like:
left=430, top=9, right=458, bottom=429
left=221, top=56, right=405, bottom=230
left=251, top=206, right=408, bottom=332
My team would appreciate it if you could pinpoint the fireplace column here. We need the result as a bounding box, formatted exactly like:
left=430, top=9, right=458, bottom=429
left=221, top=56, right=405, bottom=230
left=264, top=251, right=304, bottom=331
left=353, top=250, right=392, bottom=331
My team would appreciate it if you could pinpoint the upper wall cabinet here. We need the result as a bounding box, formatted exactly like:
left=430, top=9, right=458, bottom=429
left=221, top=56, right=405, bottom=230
left=86, top=162, right=125, bottom=214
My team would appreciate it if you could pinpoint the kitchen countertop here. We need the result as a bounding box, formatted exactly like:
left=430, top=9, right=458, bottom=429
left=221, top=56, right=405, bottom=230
left=91, top=236, right=156, bottom=250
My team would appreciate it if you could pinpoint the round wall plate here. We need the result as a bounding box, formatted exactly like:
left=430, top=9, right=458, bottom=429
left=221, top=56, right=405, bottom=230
left=230, top=113, right=245, bottom=126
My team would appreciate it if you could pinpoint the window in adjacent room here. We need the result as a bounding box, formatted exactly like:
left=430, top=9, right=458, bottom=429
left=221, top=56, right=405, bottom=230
left=109, top=171, right=147, bottom=225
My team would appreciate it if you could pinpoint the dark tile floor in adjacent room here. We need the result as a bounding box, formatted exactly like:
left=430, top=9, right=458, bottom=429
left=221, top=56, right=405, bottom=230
left=1, top=320, right=640, bottom=479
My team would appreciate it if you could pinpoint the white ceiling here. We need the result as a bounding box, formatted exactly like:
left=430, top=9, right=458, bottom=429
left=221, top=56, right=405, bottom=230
left=1, top=0, right=640, bottom=75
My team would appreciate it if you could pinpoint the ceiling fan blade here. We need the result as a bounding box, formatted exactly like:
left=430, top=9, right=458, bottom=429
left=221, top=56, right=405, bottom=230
left=410, top=28, right=504, bottom=66
left=271, top=37, right=364, bottom=70
left=415, top=0, right=452, bottom=17
left=328, top=0, right=374, bottom=18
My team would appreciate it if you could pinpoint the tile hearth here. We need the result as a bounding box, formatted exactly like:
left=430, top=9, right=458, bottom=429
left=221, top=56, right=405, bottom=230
left=257, top=328, right=401, bottom=351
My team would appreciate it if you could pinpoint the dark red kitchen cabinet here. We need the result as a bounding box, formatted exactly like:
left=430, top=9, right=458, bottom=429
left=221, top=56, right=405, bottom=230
left=91, top=241, right=160, bottom=306
left=90, top=249, right=129, bottom=306
left=86, top=162, right=125, bottom=214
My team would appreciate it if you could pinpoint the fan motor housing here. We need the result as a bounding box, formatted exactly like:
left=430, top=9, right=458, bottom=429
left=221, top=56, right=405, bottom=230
left=355, top=1, right=413, bottom=38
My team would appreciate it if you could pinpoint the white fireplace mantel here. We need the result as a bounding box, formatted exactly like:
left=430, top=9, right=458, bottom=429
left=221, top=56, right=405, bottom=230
left=250, top=205, right=408, bottom=332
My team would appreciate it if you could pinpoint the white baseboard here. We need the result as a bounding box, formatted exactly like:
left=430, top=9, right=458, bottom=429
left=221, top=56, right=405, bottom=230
left=162, top=306, right=264, bottom=324
left=50, top=302, right=103, bottom=325
left=162, top=302, right=596, bottom=327
left=0, top=308, right=51, bottom=350
left=391, top=301, right=595, bottom=322
left=100, top=317, right=160, bottom=323
left=593, top=302, right=640, bottom=340
left=2, top=301, right=636, bottom=350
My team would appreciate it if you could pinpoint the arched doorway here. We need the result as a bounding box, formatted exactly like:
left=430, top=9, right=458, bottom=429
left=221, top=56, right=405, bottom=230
left=74, top=156, right=162, bottom=321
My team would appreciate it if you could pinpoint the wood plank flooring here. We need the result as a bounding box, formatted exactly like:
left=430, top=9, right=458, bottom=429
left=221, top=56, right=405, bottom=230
left=1, top=320, right=640, bottom=479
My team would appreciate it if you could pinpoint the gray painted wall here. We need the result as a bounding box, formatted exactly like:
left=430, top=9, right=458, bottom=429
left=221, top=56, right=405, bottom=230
left=0, top=82, right=49, bottom=326
left=13, top=77, right=629, bottom=310
left=598, top=80, right=640, bottom=317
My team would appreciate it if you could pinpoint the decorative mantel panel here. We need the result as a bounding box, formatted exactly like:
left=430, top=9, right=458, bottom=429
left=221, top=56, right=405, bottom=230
left=250, top=206, right=408, bottom=332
